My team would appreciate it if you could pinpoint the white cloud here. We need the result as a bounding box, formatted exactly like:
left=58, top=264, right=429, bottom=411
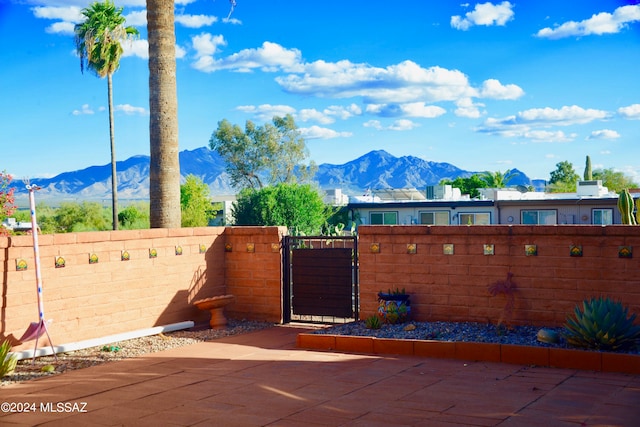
left=186, top=39, right=523, bottom=118
left=476, top=105, right=608, bottom=142
left=277, top=60, right=476, bottom=104
left=587, top=129, right=620, bottom=140
left=517, top=105, right=609, bottom=125
left=175, top=14, right=218, bottom=28
left=122, top=39, right=149, bottom=59
left=362, top=119, right=419, bottom=131
left=115, top=104, right=147, bottom=115
left=366, top=102, right=446, bottom=118
left=299, top=126, right=352, bottom=139
left=325, top=104, right=362, bottom=120
left=298, top=106, right=362, bottom=124
left=363, top=120, right=383, bottom=130
left=536, top=5, right=640, bottom=39
left=298, top=108, right=335, bottom=124
left=192, top=33, right=226, bottom=57
left=31, top=5, right=82, bottom=34
left=124, top=10, right=147, bottom=26
left=618, top=104, right=640, bottom=119
left=389, top=119, right=420, bottom=131
left=31, top=5, right=82, bottom=23
left=454, top=98, right=484, bottom=118
left=72, top=104, right=94, bottom=115
left=235, top=104, right=297, bottom=122
left=451, top=1, right=514, bottom=31
left=400, top=102, right=447, bottom=118
left=480, top=79, right=524, bottom=100
left=523, top=130, right=575, bottom=143
left=192, top=39, right=302, bottom=73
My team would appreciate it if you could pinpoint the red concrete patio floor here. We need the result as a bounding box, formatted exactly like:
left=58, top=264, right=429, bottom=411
left=0, top=325, right=638, bottom=426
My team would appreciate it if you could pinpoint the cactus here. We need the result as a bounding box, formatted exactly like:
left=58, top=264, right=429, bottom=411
left=617, top=189, right=637, bottom=225
left=584, top=155, right=592, bottom=181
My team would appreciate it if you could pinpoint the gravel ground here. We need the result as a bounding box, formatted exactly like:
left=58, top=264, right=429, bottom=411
left=1, top=320, right=274, bottom=387
left=315, top=320, right=640, bottom=354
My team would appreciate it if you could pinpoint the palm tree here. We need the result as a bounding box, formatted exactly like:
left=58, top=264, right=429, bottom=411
left=480, top=169, right=519, bottom=188
left=147, top=0, right=181, bottom=228
left=75, top=1, right=138, bottom=230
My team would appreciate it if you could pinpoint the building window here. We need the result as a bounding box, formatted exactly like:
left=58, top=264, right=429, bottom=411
left=370, top=211, right=398, bottom=225
left=521, top=210, right=557, bottom=225
left=458, top=212, right=490, bottom=225
left=592, top=208, right=613, bottom=225
left=419, top=211, right=450, bottom=225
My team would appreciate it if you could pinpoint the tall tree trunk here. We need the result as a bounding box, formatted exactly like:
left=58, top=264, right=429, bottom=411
left=147, top=0, right=181, bottom=228
left=107, top=73, right=118, bottom=230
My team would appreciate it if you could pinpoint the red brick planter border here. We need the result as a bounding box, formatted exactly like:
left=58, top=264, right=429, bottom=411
left=296, top=333, right=640, bottom=374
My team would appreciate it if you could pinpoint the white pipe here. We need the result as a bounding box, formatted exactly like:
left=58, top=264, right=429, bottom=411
left=10, top=321, right=195, bottom=361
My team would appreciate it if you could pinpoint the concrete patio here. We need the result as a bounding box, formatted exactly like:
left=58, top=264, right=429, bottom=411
left=0, top=325, right=638, bottom=426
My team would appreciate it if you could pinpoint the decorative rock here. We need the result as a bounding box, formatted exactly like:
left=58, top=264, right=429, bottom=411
left=403, top=324, right=416, bottom=332
left=537, top=328, right=560, bottom=344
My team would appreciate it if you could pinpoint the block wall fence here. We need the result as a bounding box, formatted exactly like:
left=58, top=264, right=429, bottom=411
left=357, top=225, right=640, bottom=327
left=2, top=225, right=639, bottom=351
left=1, top=226, right=286, bottom=352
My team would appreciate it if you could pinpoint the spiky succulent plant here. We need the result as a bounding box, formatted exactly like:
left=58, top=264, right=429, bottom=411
left=0, top=340, right=17, bottom=378
left=563, top=297, right=640, bottom=352
left=365, top=315, right=382, bottom=329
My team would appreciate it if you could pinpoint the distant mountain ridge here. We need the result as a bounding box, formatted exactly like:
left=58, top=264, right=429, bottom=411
left=11, top=147, right=535, bottom=202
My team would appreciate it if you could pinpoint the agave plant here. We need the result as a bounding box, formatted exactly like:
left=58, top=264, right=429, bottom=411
left=365, top=314, right=382, bottom=330
left=0, top=340, right=17, bottom=377
left=563, top=297, right=640, bottom=351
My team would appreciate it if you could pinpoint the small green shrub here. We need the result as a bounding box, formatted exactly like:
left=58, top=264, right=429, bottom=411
left=0, top=340, right=17, bottom=377
left=365, top=315, right=381, bottom=329
left=562, top=297, right=640, bottom=351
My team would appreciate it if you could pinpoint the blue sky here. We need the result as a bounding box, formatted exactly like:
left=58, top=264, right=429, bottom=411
left=2, top=0, right=639, bottom=183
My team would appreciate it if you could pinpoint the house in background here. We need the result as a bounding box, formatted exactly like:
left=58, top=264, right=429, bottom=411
left=1, top=218, right=34, bottom=233
left=346, top=181, right=630, bottom=226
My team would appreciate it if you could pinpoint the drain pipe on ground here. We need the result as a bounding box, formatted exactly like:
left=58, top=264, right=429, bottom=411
left=10, top=321, right=195, bottom=361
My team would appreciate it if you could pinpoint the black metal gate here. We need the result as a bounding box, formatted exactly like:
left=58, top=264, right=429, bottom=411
left=282, top=235, right=358, bottom=323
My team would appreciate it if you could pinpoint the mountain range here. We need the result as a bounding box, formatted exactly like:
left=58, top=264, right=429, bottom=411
left=11, top=147, right=537, bottom=203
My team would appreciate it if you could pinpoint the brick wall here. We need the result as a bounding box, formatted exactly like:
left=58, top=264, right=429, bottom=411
left=358, top=225, right=640, bottom=327
left=3, top=224, right=639, bottom=351
left=223, top=227, right=287, bottom=323
left=1, top=226, right=285, bottom=351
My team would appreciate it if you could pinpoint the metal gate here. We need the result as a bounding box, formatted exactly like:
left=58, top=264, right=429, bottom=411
left=282, top=235, right=358, bottom=323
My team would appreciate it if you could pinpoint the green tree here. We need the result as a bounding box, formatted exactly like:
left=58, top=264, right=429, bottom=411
left=118, top=203, right=150, bottom=229
left=439, top=175, right=488, bottom=198
left=593, top=168, right=638, bottom=193
left=31, top=203, right=58, bottom=234
left=548, top=161, right=580, bottom=192
left=75, top=1, right=139, bottom=230
left=147, top=0, right=181, bottom=229
left=180, top=175, right=214, bottom=227
left=54, top=202, right=111, bottom=233
left=209, top=115, right=317, bottom=190
left=233, top=183, right=329, bottom=235
left=479, top=169, right=519, bottom=188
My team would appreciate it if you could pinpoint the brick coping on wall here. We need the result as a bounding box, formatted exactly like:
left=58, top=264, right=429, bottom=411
left=296, top=333, right=640, bottom=375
